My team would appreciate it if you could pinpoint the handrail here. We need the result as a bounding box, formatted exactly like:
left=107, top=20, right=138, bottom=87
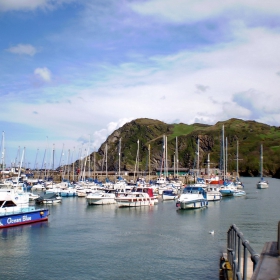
left=277, top=221, right=280, bottom=255
left=227, top=224, right=260, bottom=280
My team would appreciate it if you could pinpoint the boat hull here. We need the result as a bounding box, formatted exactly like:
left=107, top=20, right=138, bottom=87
left=233, top=190, right=246, bottom=197
left=219, top=190, right=235, bottom=196
left=162, top=195, right=178, bottom=200
left=116, top=198, right=155, bottom=207
left=0, top=209, right=49, bottom=229
left=257, top=182, right=269, bottom=189
left=177, top=199, right=208, bottom=209
left=42, top=199, right=61, bottom=204
left=206, top=193, right=222, bottom=201
left=87, top=198, right=116, bottom=205
left=60, top=192, right=76, bottom=197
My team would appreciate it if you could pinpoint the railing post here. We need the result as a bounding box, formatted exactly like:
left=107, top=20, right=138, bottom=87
left=243, top=240, right=248, bottom=280
left=237, top=234, right=241, bottom=274
left=228, top=227, right=232, bottom=263
left=278, top=221, right=280, bottom=255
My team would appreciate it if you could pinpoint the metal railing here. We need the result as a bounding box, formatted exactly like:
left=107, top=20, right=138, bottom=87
left=227, top=224, right=260, bottom=280
left=277, top=221, right=280, bottom=255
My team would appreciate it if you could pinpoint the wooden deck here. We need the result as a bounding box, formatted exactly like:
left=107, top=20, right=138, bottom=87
left=251, top=241, right=280, bottom=280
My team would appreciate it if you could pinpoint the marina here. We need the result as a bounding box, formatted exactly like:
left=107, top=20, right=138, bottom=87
left=0, top=176, right=279, bottom=279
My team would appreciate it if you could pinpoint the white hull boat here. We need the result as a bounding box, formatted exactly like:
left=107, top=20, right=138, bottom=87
left=162, top=190, right=178, bottom=200
left=115, top=188, right=155, bottom=207
left=86, top=191, right=116, bottom=205
left=257, top=179, right=269, bottom=189
left=233, top=190, right=246, bottom=197
left=219, top=182, right=237, bottom=197
left=257, top=145, right=269, bottom=189
left=176, top=186, right=208, bottom=210
left=206, top=186, right=222, bottom=201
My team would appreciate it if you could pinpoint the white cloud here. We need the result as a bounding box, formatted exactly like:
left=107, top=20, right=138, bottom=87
left=0, top=0, right=75, bottom=12
left=6, top=44, right=37, bottom=56
left=130, top=0, right=280, bottom=23
left=91, top=118, right=134, bottom=151
left=34, top=67, right=52, bottom=82
left=2, top=24, right=280, bottom=167
left=0, top=0, right=49, bottom=11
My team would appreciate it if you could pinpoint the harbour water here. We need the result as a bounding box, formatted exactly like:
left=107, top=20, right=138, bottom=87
left=1, top=177, right=279, bottom=280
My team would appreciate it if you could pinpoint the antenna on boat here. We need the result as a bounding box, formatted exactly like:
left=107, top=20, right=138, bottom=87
left=16, top=147, right=25, bottom=188
left=1, top=131, right=4, bottom=178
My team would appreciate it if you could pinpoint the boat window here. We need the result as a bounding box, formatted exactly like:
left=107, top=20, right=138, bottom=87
left=0, top=200, right=5, bottom=207
left=2, top=200, right=17, bottom=207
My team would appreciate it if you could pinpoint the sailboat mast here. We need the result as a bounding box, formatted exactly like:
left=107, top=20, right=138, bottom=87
left=165, top=135, right=168, bottom=178
left=260, top=144, right=263, bottom=178
left=88, top=135, right=91, bottom=179
left=176, top=136, right=179, bottom=178
left=236, top=140, right=239, bottom=177
left=105, top=143, right=108, bottom=178
left=197, top=138, right=200, bottom=176
left=222, top=125, right=225, bottom=181
left=1, top=131, right=4, bottom=176
left=148, top=144, right=150, bottom=182
left=225, top=137, right=228, bottom=179
left=33, top=148, right=39, bottom=170
left=72, top=147, right=75, bottom=182
left=134, top=140, right=139, bottom=182
left=207, top=153, right=210, bottom=176
left=118, top=138, right=121, bottom=177
left=52, top=144, right=55, bottom=171
left=16, top=147, right=25, bottom=187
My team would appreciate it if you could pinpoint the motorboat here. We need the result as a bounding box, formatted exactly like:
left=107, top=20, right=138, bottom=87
left=205, top=186, right=222, bottom=201
left=162, top=190, right=178, bottom=200
left=86, top=190, right=116, bottom=205
left=115, top=188, right=155, bottom=207
left=60, top=188, right=77, bottom=197
left=31, top=183, right=46, bottom=192
left=28, top=193, right=40, bottom=201
left=233, top=190, right=246, bottom=197
left=219, top=182, right=237, bottom=197
left=176, top=186, right=208, bottom=210
left=206, top=176, right=223, bottom=185
left=35, top=193, right=62, bottom=204
left=0, top=188, right=49, bottom=228
left=234, top=178, right=244, bottom=189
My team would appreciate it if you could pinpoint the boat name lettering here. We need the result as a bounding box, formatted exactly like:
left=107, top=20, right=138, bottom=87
left=7, top=215, right=31, bottom=224
left=23, top=215, right=32, bottom=222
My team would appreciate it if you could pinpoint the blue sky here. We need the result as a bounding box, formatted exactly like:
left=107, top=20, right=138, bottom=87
left=1, top=0, right=280, bottom=169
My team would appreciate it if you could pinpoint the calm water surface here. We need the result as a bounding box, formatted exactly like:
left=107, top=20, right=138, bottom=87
left=1, top=177, right=279, bottom=280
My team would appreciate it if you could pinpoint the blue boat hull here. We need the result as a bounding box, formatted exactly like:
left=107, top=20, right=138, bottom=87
left=0, top=209, right=49, bottom=229
left=60, top=192, right=76, bottom=197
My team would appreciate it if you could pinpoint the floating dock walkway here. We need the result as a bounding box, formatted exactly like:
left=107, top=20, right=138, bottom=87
left=220, top=222, right=280, bottom=280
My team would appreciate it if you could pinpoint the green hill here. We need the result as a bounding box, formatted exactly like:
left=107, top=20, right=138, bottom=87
left=82, top=118, right=280, bottom=178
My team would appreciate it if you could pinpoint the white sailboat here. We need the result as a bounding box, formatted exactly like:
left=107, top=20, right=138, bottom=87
left=256, top=144, right=269, bottom=189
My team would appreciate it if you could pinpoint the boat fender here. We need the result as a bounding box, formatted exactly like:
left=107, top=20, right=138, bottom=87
left=40, top=211, right=44, bottom=216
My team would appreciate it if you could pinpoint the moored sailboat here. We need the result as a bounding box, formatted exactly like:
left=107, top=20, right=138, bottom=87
left=256, top=144, right=268, bottom=189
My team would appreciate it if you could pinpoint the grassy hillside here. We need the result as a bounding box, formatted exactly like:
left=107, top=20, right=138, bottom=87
left=81, top=118, right=280, bottom=178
